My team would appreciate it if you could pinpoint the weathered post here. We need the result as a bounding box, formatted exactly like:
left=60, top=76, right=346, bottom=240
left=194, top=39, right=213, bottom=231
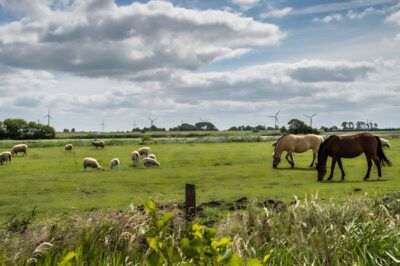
left=185, top=183, right=196, bottom=221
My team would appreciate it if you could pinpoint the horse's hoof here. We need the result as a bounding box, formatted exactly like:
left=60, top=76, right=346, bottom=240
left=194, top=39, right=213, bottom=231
left=363, top=177, right=369, bottom=181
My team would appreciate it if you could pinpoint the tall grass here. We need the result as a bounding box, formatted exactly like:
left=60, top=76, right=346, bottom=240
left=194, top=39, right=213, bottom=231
left=1, top=193, right=399, bottom=265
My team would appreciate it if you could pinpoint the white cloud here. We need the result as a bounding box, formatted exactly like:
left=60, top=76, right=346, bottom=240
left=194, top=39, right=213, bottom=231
left=2, top=58, right=398, bottom=130
left=231, top=0, right=260, bottom=10
left=0, top=0, right=286, bottom=77
left=313, top=13, right=342, bottom=23
left=347, top=7, right=380, bottom=19
left=386, top=9, right=400, bottom=42
left=292, top=0, right=396, bottom=15
left=261, top=7, right=293, bottom=18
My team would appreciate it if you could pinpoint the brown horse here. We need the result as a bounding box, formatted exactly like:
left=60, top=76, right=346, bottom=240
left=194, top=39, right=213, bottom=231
left=316, top=133, right=391, bottom=181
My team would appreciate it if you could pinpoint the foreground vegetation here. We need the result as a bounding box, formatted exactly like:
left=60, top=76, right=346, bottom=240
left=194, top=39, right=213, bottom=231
left=1, top=193, right=399, bottom=265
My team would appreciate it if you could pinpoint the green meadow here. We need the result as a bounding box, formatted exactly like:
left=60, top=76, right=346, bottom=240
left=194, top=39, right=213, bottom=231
left=0, top=139, right=398, bottom=222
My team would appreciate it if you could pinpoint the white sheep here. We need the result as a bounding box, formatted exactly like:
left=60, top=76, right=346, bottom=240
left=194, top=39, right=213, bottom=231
left=110, top=158, right=120, bottom=169
left=64, top=144, right=73, bottom=151
left=0, top=151, right=12, bottom=165
left=147, top=153, right=156, bottom=160
left=380, top=138, right=391, bottom=149
left=83, top=157, right=103, bottom=170
left=131, top=151, right=140, bottom=166
left=143, top=157, right=160, bottom=167
left=138, top=146, right=150, bottom=157
left=11, top=144, right=28, bottom=157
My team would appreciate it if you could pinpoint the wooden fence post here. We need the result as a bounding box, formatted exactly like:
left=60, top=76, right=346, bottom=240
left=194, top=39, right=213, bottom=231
left=185, top=184, right=196, bottom=221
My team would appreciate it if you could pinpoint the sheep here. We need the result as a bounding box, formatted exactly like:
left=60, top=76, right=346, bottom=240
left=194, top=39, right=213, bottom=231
left=138, top=147, right=150, bottom=157
left=110, top=158, right=120, bottom=169
left=0, top=151, right=12, bottom=165
left=64, top=144, right=73, bottom=151
left=131, top=151, right=140, bottom=166
left=83, top=157, right=103, bottom=170
left=143, top=157, right=160, bottom=167
left=11, top=144, right=28, bottom=157
left=92, top=141, right=105, bottom=149
left=380, top=138, right=391, bottom=149
left=147, top=153, right=156, bottom=160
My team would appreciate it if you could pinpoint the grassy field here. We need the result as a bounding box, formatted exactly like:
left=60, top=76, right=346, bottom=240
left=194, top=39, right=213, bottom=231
left=0, top=139, right=398, bottom=222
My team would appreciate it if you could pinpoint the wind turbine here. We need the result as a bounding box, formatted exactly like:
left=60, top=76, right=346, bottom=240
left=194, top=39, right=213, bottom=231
left=131, top=120, right=138, bottom=128
left=304, top=113, right=317, bottom=128
left=147, top=116, right=157, bottom=127
left=99, top=118, right=106, bottom=132
left=267, top=110, right=280, bottom=129
left=43, top=110, right=52, bottom=126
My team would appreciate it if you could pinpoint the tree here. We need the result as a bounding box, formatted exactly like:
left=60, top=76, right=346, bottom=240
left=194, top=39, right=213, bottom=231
left=287, top=119, right=319, bottom=134
left=71, top=128, right=76, bottom=133
left=348, top=122, right=354, bottom=129
left=341, top=121, right=348, bottom=130
left=63, top=128, right=70, bottom=133
left=0, top=118, right=56, bottom=139
left=194, top=122, right=218, bottom=131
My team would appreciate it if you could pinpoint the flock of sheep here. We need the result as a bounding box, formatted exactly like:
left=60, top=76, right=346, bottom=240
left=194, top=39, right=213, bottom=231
left=79, top=143, right=161, bottom=170
left=0, top=141, right=161, bottom=171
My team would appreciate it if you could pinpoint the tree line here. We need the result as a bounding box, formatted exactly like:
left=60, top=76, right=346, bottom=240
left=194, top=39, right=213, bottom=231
left=0, top=119, right=56, bottom=140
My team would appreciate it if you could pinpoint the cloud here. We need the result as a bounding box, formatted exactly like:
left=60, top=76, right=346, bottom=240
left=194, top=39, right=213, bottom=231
left=347, top=7, right=380, bottom=19
left=231, top=0, right=260, bottom=10
left=292, top=0, right=396, bottom=15
left=0, top=0, right=286, bottom=78
left=0, top=58, right=399, bottom=129
left=260, top=7, right=293, bottom=18
left=313, top=13, right=342, bottom=23
left=386, top=9, right=400, bottom=26
left=386, top=9, right=400, bottom=42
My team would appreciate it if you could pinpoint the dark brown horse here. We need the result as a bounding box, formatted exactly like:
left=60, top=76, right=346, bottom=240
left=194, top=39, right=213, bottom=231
left=316, top=133, right=391, bottom=181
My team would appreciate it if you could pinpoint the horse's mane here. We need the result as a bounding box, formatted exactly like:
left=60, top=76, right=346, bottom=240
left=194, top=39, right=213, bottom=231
left=317, top=135, right=336, bottom=162
left=274, top=134, right=290, bottom=152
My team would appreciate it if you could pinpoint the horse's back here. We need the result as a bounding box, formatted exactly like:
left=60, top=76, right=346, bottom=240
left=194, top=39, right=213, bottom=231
left=334, top=133, right=377, bottom=158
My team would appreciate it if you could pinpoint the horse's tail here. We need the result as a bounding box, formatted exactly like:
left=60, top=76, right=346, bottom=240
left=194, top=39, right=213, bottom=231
left=9, top=153, right=11, bottom=163
left=376, top=136, right=392, bottom=167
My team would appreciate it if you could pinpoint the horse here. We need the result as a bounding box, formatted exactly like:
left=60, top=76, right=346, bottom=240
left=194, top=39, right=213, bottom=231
left=316, top=133, right=391, bottom=181
left=272, top=134, right=324, bottom=168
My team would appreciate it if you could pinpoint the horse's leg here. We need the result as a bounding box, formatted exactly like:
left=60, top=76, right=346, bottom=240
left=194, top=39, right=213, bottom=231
left=363, top=155, right=373, bottom=180
left=337, top=158, right=345, bottom=180
left=309, top=151, right=316, bottom=167
left=373, top=157, right=382, bottom=179
left=290, top=154, right=295, bottom=167
left=327, top=157, right=337, bottom=181
left=285, top=153, right=292, bottom=166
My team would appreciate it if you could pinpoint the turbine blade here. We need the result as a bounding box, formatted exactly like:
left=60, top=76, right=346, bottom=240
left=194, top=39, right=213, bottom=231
left=276, top=110, right=280, bottom=116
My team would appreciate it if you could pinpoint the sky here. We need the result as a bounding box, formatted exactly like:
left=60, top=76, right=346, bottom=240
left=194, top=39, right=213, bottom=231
left=0, top=0, right=399, bottom=131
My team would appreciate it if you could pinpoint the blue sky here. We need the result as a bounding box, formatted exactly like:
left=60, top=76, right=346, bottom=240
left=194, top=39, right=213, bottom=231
left=0, top=0, right=399, bottom=131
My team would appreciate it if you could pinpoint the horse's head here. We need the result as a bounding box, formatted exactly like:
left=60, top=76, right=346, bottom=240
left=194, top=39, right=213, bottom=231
left=272, top=153, right=281, bottom=168
left=316, top=161, right=326, bottom=181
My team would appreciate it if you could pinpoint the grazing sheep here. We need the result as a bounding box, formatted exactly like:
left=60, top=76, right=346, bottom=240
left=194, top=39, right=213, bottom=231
left=11, top=144, right=28, bottom=157
left=83, top=157, right=103, bottom=170
left=64, top=144, right=73, bottom=151
left=147, top=153, right=156, bottom=160
left=131, top=151, right=140, bottom=166
left=110, top=158, right=120, bottom=169
left=143, top=157, right=160, bottom=167
left=138, top=147, right=150, bottom=157
left=92, top=141, right=105, bottom=149
left=380, top=138, right=390, bottom=149
left=0, top=151, right=12, bottom=165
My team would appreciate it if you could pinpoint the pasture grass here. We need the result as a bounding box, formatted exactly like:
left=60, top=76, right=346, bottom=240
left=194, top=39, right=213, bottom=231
left=0, top=139, right=399, bottom=223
